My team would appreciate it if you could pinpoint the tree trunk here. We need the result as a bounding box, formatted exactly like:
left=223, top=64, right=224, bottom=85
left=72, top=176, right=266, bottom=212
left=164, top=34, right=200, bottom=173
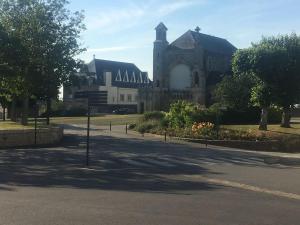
left=281, top=106, right=291, bottom=128
left=46, top=98, right=51, bottom=125
left=3, top=107, right=5, bottom=121
left=21, top=96, right=29, bottom=126
left=10, top=99, right=17, bottom=122
left=259, top=107, right=268, bottom=130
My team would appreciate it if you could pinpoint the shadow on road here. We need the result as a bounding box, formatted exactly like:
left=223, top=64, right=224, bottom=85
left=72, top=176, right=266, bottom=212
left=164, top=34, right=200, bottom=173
left=0, top=124, right=291, bottom=194
left=0, top=134, right=222, bottom=194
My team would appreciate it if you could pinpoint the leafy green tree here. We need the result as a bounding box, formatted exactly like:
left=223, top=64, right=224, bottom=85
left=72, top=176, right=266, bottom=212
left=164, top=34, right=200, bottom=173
left=213, top=72, right=257, bottom=110
left=232, top=35, right=300, bottom=130
left=0, top=0, right=85, bottom=125
left=255, top=34, right=300, bottom=127
left=250, top=81, right=272, bottom=130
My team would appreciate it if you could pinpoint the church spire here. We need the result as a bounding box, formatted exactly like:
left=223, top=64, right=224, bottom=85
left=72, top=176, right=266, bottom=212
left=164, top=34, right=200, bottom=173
left=155, top=22, right=168, bottom=42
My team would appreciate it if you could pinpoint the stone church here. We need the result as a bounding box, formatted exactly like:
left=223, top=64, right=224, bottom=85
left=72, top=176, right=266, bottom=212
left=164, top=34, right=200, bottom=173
left=139, top=22, right=237, bottom=112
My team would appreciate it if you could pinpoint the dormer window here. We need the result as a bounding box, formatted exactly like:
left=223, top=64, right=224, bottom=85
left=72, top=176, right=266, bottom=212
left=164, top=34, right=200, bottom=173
left=115, top=69, right=122, bottom=81
left=139, top=72, right=143, bottom=83
left=130, top=71, right=136, bottom=83
left=123, top=70, right=129, bottom=82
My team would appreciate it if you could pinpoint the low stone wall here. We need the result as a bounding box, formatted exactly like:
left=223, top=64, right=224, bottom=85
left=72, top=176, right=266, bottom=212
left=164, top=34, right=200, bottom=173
left=172, top=137, right=281, bottom=152
left=0, top=127, right=63, bottom=148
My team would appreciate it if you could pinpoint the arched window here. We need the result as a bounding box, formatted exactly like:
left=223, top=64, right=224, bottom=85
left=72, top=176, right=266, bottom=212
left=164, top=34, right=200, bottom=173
left=169, top=64, right=191, bottom=90
left=194, top=72, right=199, bottom=86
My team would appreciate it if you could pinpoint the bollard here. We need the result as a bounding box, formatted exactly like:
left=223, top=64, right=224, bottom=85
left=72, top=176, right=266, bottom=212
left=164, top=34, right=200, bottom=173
left=110, top=121, right=112, bottom=131
left=164, top=131, right=167, bottom=142
left=125, top=123, right=128, bottom=134
left=34, top=116, right=37, bottom=145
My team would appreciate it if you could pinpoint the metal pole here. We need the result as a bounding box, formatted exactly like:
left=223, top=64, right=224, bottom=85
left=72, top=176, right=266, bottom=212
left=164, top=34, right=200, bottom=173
left=3, top=107, right=5, bottom=121
left=216, top=111, right=220, bottom=139
left=34, top=109, right=37, bottom=145
left=86, top=100, right=90, bottom=167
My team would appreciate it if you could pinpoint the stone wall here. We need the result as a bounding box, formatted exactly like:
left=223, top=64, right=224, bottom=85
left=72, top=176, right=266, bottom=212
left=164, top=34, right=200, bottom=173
left=0, top=127, right=63, bottom=148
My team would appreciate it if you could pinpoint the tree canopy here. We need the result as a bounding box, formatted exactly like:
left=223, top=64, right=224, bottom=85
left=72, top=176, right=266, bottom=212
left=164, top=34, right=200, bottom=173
left=215, top=33, right=300, bottom=129
left=0, top=0, right=85, bottom=124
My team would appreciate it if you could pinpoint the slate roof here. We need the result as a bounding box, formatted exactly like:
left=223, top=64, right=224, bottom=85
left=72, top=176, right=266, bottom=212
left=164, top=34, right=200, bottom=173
left=90, top=59, right=151, bottom=88
left=155, top=22, right=168, bottom=31
left=170, top=30, right=236, bottom=54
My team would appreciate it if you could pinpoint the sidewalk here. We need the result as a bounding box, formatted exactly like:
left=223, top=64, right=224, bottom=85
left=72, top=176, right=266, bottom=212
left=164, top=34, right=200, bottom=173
left=126, top=129, right=300, bottom=166
left=64, top=123, right=300, bottom=166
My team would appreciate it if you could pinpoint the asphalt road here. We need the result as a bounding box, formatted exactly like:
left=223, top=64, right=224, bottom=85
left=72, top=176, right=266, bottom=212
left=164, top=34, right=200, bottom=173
left=0, top=124, right=299, bottom=225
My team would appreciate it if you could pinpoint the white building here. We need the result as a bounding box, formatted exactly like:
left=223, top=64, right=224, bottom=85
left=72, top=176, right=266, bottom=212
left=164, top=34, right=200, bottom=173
left=63, top=59, right=151, bottom=113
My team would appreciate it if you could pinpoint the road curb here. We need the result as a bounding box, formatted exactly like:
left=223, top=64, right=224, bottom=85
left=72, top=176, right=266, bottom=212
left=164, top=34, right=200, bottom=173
left=129, top=130, right=300, bottom=166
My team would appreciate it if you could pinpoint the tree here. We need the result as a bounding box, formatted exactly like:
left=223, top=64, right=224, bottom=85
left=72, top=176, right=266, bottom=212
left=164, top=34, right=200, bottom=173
left=250, top=81, right=272, bottom=130
left=232, top=35, right=300, bottom=130
left=0, top=22, right=26, bottom=121
left=255, top=34, right=300, bottom=127
left=232, top=47, right=275, bottom=130
left=213, top=72, right=257, bottom=110
left=0, top=0, right=85, bottom=125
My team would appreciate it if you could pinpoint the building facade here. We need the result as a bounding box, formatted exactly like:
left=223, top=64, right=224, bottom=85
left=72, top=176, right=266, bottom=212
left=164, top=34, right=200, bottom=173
left=145, top=22, right=237, bottom=111
left=64, top=59, right=151, bottom=113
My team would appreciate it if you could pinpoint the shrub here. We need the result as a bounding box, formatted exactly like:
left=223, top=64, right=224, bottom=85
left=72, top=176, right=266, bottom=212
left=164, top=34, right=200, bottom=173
left=128, top=124, right=136, bottom=129
left=166, top=101, right=199, bottom=128
left=143, top=111, right=165, bottom=121
left=211, top=106, right=282, bottom=125
left=268, top=107, right=282, bottom=124
left=135, top=120, right=162, bottom=133
left=63, top=106, right=87, bottom=117
left=191, top=122, right=216, bottom=137
left=166, top=101, right=218, bottom=128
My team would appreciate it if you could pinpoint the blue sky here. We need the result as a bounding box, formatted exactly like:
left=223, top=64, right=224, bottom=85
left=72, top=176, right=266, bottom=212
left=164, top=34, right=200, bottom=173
left=68, top=0, right=300, bottom=79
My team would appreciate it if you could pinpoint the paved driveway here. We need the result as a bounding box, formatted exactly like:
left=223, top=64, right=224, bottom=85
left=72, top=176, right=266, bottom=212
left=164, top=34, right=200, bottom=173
left=0, top=124, right=299, bottom=225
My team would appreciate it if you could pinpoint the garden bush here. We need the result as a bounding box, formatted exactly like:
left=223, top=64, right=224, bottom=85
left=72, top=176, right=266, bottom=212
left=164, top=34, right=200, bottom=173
left=142, top=111, right=165, bottom=121
left=135, top=120, right=162, bottom=134
left=215, top=107, right=282, bottom=125
left=60, top=106, right=87, bottom=117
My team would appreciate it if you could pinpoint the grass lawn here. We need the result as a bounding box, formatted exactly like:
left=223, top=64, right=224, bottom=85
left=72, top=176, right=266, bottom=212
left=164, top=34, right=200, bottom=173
left=0, top=121, right=33, bottom=130
left=222, top=122, right=300, bottom=136
left=0, top=114, right=142, bottom=130
left=51, top=114, right=142, bottom=126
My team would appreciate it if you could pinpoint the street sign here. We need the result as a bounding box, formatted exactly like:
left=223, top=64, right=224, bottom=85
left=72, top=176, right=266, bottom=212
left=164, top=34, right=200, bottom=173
left=74, top=91, right=107, bottom=106
left=73, top=90, right=108, bottom=166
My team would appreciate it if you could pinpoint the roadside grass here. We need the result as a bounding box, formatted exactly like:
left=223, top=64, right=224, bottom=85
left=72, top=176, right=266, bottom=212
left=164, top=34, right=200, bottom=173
left=51, top=114, right=142, bottom=126
left=0, top=114, right=142, bottom=130
left=221, top=119, right=300, bottom=151
left=0, top=120, right=54, bottom=130
left=222, top=122, right=300, bottom=136
left=0, top=121, right=33, bottom=130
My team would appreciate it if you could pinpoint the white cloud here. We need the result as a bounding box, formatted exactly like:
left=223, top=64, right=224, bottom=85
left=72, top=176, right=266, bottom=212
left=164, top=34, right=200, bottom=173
left=86, top=5, right=145, bottom=30
left=157, top=0, right=206, bottom=16
left=87, top=46, right=135, bottom=53
left=85, top=0, right=207, bottom=32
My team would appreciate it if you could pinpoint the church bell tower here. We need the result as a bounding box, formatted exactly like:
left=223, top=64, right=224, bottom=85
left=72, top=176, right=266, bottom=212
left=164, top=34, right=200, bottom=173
left=153, top=22, right=168, bottom=90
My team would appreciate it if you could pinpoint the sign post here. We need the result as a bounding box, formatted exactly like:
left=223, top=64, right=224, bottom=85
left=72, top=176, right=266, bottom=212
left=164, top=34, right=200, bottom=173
left=86, top=98, right=90, bottom=167
left=74, top=90, right=107, bottom=167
